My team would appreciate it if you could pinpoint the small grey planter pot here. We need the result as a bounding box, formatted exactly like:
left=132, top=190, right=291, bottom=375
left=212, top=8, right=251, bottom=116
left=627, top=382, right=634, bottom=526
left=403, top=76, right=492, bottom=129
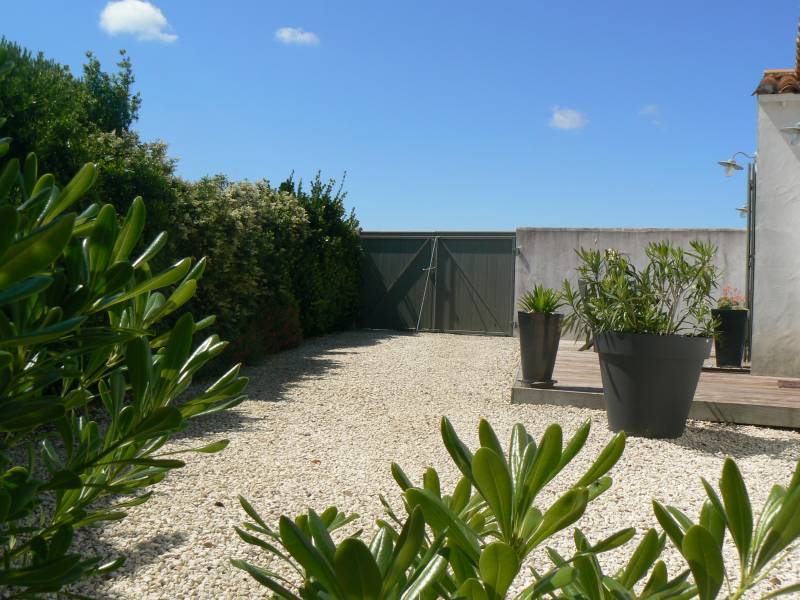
left=517, top=311, right=563, bottom=384
left=595, top=332, right=712, bottom=439
left=711, top=308, right=748, bottom=368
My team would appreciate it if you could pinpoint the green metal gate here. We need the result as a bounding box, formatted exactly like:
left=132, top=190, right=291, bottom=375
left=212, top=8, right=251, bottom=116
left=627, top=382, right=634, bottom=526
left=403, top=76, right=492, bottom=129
left=359, top=232, right=516, bottom=335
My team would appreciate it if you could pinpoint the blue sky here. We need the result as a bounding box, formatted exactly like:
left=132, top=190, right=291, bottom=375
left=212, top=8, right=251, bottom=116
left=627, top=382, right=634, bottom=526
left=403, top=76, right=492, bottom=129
left=4, top=1, right=799, bottom=229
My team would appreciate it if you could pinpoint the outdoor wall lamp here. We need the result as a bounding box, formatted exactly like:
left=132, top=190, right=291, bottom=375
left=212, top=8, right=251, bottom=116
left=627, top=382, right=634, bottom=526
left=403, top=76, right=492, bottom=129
left=716, top=150, right=757, bottom=362
left=717, top=151, right=755, bottom=177
left=780, top=122, right=800, bottom=144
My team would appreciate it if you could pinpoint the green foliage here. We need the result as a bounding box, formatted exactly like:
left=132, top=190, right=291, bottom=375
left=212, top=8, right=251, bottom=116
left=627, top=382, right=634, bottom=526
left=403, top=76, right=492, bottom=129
left=562, top=241, right=720, bottom=342
left=168, top=174, right=361, bottom=364
left=0, top=56, right=247, bottom=592
left=518, top=284, right=563, bottom=314
left=0, top=40, right=140, bottom=185
left=280, top=173, right=361, bottom=337
left=234, top=417, right=800, bottom=600
left=0, top=39, right=363, bottom=363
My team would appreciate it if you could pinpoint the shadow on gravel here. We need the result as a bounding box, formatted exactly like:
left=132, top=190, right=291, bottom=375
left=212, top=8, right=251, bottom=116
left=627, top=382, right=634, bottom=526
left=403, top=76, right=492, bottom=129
left=68, top=531, right=188, bottom=599
left=174, top=329, right=405, bottom=441
left=670, top=423, right=800, bottom=458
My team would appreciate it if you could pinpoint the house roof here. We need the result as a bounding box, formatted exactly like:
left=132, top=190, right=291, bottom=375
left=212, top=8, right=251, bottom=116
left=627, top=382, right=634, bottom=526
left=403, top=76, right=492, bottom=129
left=754, top=23, right=800, bottom=94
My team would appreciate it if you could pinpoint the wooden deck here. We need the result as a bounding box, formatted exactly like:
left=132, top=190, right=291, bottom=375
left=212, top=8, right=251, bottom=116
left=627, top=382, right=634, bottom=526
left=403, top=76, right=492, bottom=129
left=511, top=341, right=800, bottom=429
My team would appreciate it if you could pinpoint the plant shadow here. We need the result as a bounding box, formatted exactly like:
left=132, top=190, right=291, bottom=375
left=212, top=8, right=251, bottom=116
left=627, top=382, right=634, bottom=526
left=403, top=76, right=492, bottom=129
left=670, top=421, right=800, bottom=458
left=67, top=530, right=188, bottom=599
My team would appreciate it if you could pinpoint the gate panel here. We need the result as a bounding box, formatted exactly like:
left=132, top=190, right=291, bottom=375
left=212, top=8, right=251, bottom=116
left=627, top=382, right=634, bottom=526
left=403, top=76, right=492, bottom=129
left=359, top=236, right=434, bottom=330
left=435, top=237, right=515, bottom=335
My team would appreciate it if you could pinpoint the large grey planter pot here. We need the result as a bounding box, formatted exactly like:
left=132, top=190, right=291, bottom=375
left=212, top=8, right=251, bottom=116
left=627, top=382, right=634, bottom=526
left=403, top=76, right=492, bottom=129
left=518, top=311, right=563, bottom=383
left=595, top=332, right=711, bottom=439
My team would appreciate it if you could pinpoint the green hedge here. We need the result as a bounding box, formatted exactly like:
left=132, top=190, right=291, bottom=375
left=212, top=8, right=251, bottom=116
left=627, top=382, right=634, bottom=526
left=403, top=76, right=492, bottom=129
left=0, top=38, right=362, bottom=364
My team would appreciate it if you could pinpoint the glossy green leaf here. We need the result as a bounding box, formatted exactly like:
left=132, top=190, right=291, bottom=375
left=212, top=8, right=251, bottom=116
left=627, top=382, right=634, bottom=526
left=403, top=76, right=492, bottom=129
left=335, top=538, right=382, bottom=600
left=590, top=527, right=636, bottom=554
left=457, top=578, right=489, bottom=600
left=479, top=542, right=520, bottom=600
left=0, top=316, right=85, bottom=348
left=527, top=487, right=588, bottom=551
left=525, top=566, right=575, bottom=598
left=399, top=549, right=449, bottom=600
left=574, top=431, right=626, bottom=488
left=681, top=525, right=724, bottom=600
left=113, top=196, right=145, bottom=262
left=441, top=416, right=474, bottom=481
left=472, top=447, right=513, bottom=538
left=87, top=204, right=117, bottom=284
left=404, top=487, right=480, bottom=562
left=384, top=505, right=425, bottom=592
left=0, top=275, right=52, bottom=305
left=719, top=457, right=752, bottom=564
left=279, top=515, right=341, bottom=596
left=0, top=213, right=76, bottom=288
left=653, top=500, right=686, bottom=551
left=619, top=529, right=662, bottom=588
left=230, top=559, right=301, bottom=600
left=41, top=163, right=97, bottom=225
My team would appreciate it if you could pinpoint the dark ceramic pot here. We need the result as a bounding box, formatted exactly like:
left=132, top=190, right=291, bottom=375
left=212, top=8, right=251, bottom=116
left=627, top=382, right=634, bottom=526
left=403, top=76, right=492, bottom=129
left=595, top=332, right=711, bottom=438
left=711, top=308, right=748, bottom=368
left=518, top=311, right=563, bottom=383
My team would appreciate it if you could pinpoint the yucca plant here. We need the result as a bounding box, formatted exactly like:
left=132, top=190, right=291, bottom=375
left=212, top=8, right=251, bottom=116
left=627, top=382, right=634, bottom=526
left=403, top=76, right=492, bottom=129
left=0, top=50, right=247, bottom=595
left=518, top=285, right=563, bottom=314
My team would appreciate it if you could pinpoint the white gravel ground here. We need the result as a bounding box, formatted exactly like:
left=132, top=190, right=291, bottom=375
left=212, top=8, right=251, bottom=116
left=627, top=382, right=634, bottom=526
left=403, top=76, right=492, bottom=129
left=72, top=331, right=800, bottom=599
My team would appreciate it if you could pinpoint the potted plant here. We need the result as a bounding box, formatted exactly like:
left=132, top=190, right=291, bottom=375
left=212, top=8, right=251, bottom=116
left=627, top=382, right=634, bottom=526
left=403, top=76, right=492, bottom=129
left=517, top=284, right=564, bottom=386
left=712, top=286, right=748, bottom=368
left=562, top=241, right=719, bottom=438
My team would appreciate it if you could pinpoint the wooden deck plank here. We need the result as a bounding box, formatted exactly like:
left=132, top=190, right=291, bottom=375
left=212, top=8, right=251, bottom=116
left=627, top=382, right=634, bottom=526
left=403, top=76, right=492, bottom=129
left=511, top=341, right=800, bottom=428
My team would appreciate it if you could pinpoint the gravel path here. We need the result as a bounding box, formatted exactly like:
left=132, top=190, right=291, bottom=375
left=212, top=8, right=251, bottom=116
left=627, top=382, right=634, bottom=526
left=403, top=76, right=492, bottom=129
left=73, top=331, right=800, bottom=599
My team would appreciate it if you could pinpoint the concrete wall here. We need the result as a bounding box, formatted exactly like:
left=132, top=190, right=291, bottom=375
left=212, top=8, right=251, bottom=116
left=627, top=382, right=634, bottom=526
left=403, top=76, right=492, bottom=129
left=514, top=228, right=747, bottom=335
left=751, top=95, right=800, bottom=377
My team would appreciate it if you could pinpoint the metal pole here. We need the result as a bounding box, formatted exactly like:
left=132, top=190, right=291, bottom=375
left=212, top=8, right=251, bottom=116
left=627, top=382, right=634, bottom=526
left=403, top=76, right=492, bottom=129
left=416, top=237, right=437, bottom=333
left=746, top=163, right=757, bottom=363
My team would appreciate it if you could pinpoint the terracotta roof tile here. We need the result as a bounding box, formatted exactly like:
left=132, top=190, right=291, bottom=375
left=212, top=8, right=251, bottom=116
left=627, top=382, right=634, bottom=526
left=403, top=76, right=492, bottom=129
left=754, top=21, right=800, bottom=94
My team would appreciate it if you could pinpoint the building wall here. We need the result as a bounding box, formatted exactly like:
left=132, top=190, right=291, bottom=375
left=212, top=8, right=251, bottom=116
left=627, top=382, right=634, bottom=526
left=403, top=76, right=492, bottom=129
left=514, top=227, right=747, bottom=336
left=751, top=95, right=800, bottom=377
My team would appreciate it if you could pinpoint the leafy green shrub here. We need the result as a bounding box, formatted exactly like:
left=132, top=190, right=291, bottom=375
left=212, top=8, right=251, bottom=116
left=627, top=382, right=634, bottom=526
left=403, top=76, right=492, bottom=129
left=166, top=176, right=308, bottom=363
left=1, top=38, right=363, bottom=365
left=279, top=174, right=361, bottom=336
left=518, top=284, right=563, bottom=314
left=233, top=417, right=800, bottom=599
left=0, top=54, right=247, bottom=592
left=562, top=241, right=720, bottom=342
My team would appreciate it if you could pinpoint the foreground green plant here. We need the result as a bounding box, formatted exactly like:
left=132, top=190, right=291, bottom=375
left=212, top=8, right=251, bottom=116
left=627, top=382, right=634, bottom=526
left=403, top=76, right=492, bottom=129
left=0, top=51, right=247, bottom=595
left=234, top=418, right=800, bottom=599
left=562, top=241, right=720, bottom=344
left=518, top=284, right=563, bottom=314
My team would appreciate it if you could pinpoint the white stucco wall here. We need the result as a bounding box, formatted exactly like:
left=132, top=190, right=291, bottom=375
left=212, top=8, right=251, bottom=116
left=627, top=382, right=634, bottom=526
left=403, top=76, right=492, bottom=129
left=515, top=228, right=747, bottom=336
left=751, top=94, right=800, bottom=377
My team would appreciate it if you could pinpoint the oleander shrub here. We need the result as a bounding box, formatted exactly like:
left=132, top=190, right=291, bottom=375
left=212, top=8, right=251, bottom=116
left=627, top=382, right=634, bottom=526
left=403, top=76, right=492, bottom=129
left=0, top=49, right=247, bottom=594
left=234, top=417, right=800, bottom=599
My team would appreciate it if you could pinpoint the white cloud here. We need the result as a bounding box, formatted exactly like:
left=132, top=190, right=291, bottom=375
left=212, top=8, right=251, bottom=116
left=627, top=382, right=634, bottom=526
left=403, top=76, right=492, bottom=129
left=549, top=106, right=588, bottom=130
left=274, top=27, right=320, bottom=46
left=99, top=0, right=177, bottom=43
left=638, top=104, right=662, bottom=126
